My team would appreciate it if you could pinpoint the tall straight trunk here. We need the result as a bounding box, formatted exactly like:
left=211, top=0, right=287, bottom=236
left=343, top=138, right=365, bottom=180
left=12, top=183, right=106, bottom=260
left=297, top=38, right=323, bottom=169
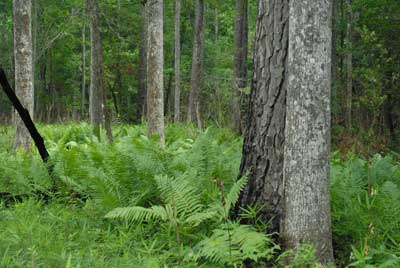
left=283, top=0, right=334, bottom=264
left=13, top=0, right=34, bottom=149
left=174, top=0, right=181, bottom=122
left=87, top=0, right=104, bottom=139
left=146, top=0, right=165, bottom=146
left=82, top=12, right=86, bottom=118
left=345, top=0, right=352, bottom=129
left=138, top=2, right=148, bottom=122
left=214, top=8, right=218, bottom=43
left=188, top=0, right=205, bottom=125
left=236, top=0, right=289, bottom=235
left=332, top=0, right=338, bottom=111
left=232, top=0, right=248, bottom=134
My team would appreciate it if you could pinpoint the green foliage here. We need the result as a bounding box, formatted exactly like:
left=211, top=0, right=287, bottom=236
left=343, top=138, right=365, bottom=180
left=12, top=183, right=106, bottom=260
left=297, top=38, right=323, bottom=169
left=1, top=124, right=400, bottom=267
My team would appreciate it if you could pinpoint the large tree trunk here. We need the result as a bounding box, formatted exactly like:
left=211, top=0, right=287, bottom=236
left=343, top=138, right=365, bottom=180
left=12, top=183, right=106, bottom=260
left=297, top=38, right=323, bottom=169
left=13, top=0, right=34, bottom=149
left=283, top=0, right=335, bottom=264
left=345, top=0, right=352, bottom=129
left=188, top=0, right=205, bottom=125
left=236, top=0, right=289, bottom=235
left=138, top=1, right=148, bottom=122
left=232, top=0, right=249, bottom=134
left=87, top=0, right=104, bottom=139
left=147, top=0, right=165, bottom=146
left=174, top=0, right=181, bottom=122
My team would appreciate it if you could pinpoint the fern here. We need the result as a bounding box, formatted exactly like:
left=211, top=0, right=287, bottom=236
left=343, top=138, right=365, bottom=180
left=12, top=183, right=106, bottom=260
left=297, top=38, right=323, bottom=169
left=194, top=222, right=277, bottom=266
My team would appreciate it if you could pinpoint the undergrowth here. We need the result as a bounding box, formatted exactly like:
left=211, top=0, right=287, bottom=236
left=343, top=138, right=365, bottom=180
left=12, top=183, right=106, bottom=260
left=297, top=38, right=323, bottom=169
left=0, top=123, right=398, bottom=267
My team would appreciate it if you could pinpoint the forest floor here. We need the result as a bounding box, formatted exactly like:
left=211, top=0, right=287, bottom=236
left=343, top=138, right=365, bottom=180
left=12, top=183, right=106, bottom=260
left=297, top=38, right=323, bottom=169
left=0, top=124, right=399, bottom=268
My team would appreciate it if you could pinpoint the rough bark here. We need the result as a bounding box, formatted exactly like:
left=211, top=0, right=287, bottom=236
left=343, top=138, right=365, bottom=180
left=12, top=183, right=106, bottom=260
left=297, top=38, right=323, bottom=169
left=188, top=0, right=205, bottom=125
left=87, top=0, right=104, bottom=139
left=147, top=0, right=165, bottom=146
left=345, top=0, right=352, bottom=129
left=232, top=0, right=249, bottom=134
left=13, top=0, right=34, bottom=149
left=283, top=0, right=335, bottom=264
left=236, top=0, right=289, bottom=235
left=138, top=2, right=148, bottom=122
left=174, top=0, right=181, bottom=122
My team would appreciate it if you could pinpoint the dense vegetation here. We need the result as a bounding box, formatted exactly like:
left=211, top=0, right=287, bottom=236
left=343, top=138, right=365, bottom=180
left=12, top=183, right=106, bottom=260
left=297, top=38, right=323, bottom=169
left=0, top=124, right=398, bottom=267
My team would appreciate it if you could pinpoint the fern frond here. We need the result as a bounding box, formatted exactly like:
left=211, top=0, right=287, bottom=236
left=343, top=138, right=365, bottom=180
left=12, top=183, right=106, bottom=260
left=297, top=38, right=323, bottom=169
left=105, top=205, right=168, bottom=222
left=225, top=176, right=248, bottom=212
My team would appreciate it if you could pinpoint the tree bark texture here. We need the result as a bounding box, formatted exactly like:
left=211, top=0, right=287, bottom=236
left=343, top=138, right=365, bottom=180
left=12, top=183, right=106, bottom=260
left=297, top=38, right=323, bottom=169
left=232, top=0, right=249, bottom=134
left=147, top=0, right=165, bottom=146
left=174, top=0, right=181, bottom=122
left=13, top=0, right=34, bottom=149
left=236, top=0, right=289, bottom=235
left=188, top=0, right=205, bottom=125
left=283, top=0, right=335, bottom=264
left=87, top=0, right=104, bottom=139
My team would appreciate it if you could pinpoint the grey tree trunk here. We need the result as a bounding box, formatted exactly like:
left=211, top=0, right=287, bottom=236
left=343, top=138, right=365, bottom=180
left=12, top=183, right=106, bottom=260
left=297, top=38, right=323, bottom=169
left=232, top=0, right=249, bottom=134
left=87, top=0, right=104, bottom=139
left=82, top=12, right=86, bottom=118
left=188, top=0, right=205, bottom=125
left=345, top=0, right=352, bottom=129
left=138, top=2, right=148, bottom=122
left=174, top=0, right=181, bottom=122
left=283, top=0, right=335, bottom=264
left=147, top=0, right=165, bottom=146
left=236, top=0, right=289, bottom=235
left=13, top=0, right=34, bottom=149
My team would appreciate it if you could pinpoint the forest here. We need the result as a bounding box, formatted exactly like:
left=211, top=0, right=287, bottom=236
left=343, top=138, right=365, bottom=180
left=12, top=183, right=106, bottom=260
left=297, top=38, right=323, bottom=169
left=0, top=0, right=399, bottom=267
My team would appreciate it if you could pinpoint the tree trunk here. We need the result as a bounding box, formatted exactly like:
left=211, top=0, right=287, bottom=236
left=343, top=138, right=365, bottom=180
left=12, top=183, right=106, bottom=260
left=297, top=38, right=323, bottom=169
left=236, top=0, right=289, bottom=236
left=232, top=0, right=248, bottom=134
left=147, top=0, right=165, bottom=146
left=188, top=0, right=205, bottom=124
left=174, top=0, right=181, bottom=122
left=283, top=0, right=335, bottom=264
left=138, top=1, right=148, bottom=122
left=87, top=0, right=104, bottom=139
left=345, top=0, right=352, bottom=129
left=13, top=0, right=34, bottom=149
left=82, top=11, right=86, bottom=118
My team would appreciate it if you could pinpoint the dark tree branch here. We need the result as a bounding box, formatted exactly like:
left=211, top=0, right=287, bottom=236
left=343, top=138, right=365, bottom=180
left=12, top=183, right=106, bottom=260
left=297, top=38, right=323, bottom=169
left=0, top=68, right=56, bottom=188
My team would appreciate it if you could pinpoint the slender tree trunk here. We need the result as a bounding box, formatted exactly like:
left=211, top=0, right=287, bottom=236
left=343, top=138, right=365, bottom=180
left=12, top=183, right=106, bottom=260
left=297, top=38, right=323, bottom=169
left=283, top=0, right=335, bottom=264
left=138, top=2, right=148, bottom=122
left=13, top=0, right=34, bottom=149
left=232, top=0, right=248, bottom=134
left=332, top=0, right=338, bottom=114
left=87, top=0, right=104, bottom=139
left=214, top=8, right=218, bottom=44
left=82, top=12, right=86, bottom=118
left=174, top=0, right=181, bottom=122
left=147, top=0, right=165, bottom=146
left=345, top=0, right=352, bottom=129
left=236, top=0, right=289, bottom=237
left=188, top=0, right=205, bottom=125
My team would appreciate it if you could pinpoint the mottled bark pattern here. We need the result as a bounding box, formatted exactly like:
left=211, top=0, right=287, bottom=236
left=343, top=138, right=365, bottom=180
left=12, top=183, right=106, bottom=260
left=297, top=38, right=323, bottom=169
left=283, top=0, right=334, bottom=264
left=237, top=0, right=289, bottom=234
left=188, top=0, right=205, bottom=125
left=147, top=0, right=165, bottom=146
left=232, top=0, right=248, bottom=134
left=174, top=0, right=181, bottom=122
left=87, top=0, right=103, bottom=139
left=13, top=0, right=34, bottom=149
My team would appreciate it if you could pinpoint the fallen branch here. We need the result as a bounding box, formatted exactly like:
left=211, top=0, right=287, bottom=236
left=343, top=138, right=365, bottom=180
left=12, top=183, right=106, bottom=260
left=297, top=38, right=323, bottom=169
left=0, top=68, right=56, bottom=189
